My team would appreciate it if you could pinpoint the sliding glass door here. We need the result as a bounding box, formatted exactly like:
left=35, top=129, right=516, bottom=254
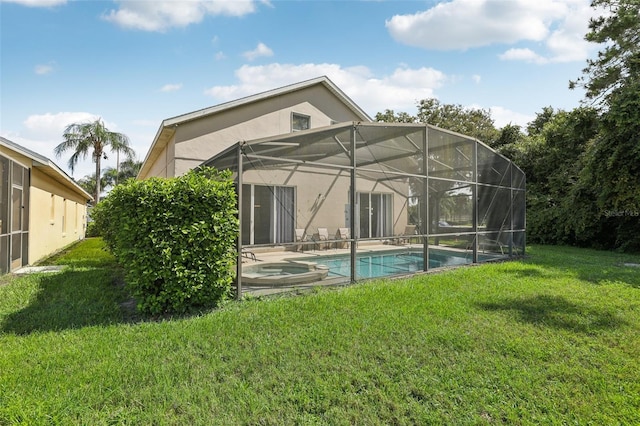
left=242, top=184, right=295, bottom=245
left=357, top=192, right=392, bottom=238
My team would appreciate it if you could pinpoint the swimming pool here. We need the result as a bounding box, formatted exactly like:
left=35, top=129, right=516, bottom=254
left=291, top=248, right=476, bottom=280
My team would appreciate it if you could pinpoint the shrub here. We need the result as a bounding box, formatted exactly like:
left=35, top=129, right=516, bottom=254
left=85, top=220, right=100, bottom=237
left=93, top=167, right=238, bottom=315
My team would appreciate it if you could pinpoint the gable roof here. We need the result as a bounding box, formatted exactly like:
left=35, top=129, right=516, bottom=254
left=139, top=76, right=372, bottom=179
left=0, top=136, right=93, bottom=201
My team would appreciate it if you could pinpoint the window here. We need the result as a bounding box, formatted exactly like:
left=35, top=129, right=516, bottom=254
left=291, top=113, right=310, bottom=132
left=50, top=194, right=55, bottom=224
left=62, top=199, right=67, bottom=234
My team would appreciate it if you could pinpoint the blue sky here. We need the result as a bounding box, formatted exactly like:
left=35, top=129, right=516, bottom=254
left=1, top=0, right=601, bottom=179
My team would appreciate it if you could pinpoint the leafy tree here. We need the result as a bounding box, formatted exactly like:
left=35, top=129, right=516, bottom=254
left=569, top=0, right=640, bottom=251
left=103, top=159, right=142, bottom=187
left=416, top=99, right=499, bottom=146
left=76, top=174, right=108, bottom=203
left=570, top=0, right=640, bottom=106
left=55, top=119, right=134, bottom=203
left=376, top=99, right=499, bottom=146
left=501, top=107, right=599, bottom=246
left=375, top=109, right=416, bottom=123
left=575, top=78, right=640, bottom=251
left=526, top=106, right=555, bottom=136
left=494, top=123, right=526, bottom=151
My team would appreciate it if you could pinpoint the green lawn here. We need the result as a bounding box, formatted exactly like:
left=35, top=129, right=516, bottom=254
left=1, top=239, right=639, bottom=425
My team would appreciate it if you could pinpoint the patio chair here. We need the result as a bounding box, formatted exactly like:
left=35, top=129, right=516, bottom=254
left=295, top=228, right=308, bottom=252
left=241, top=248, right=257, bottom=262
left=396, top=224, right=417, bottom=245
left=335, top=227, right=350, bottom=249
left=316, top=227, right=330, bottom=250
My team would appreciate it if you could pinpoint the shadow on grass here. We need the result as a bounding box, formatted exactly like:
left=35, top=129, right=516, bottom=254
left=523, top=245, right=640, bottom=289
left=1, top=267, right=137, bottom=335
left=577, top=264, right=640, bottom=288
left=477, top=295, right=627, bottom=334
left=501, top=266, right=549, bottom=278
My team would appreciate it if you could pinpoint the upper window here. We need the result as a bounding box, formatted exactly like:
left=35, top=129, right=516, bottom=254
left=291, top=113, right=310, bottom=132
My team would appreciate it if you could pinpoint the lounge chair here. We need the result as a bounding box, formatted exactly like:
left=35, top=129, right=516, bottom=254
left=295, top=228, right=308, bottom=252
left=335, top=227, right=350, bottom=249
left=396, top=225, right=417, bottom=245
left=316, top=227, right=329, bottom=250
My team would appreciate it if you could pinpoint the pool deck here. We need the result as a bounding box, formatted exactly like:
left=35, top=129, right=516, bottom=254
left=239, top=242, right=490, bottom=297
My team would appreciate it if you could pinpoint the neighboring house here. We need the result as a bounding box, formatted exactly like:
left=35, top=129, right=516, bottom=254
left=138, top=76, right=371, bottom=180
left=0, top=137, right=92, bottom=274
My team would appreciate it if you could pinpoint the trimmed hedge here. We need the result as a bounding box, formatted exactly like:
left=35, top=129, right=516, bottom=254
left=93, top=167, right=238, bottom=315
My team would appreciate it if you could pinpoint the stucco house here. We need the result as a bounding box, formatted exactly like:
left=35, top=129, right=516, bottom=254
left=0, top=137, right=92, bottom=274
left=139, top=76, right=525, bottom=294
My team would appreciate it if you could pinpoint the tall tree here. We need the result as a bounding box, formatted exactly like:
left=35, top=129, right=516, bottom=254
left=415, top=99, right=499, bottom=146
left=376, top=99, right=499, bottom=146
left=374, top=109, right=416, bottom=123
left=570, top=0, right=640, bottom=105
left=55, top=119, right=134, bottom=203
left=103, top=159, right=143, bottom=188
left=526, top=106, right=555, bottom=136
left=571, top=0, right=640, bottom=251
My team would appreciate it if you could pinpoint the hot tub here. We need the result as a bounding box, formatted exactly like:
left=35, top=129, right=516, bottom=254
left=241, top=262, right=329, bottom=286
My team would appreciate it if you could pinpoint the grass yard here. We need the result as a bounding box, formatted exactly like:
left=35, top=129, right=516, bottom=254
left=1, top=239, right=639, bottom=424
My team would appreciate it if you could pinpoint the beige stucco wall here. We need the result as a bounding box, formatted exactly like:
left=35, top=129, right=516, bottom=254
left=28, top=167, right=88, bottom=264
left=146, top=84, right=365, bottom=178
left=145, top=141, right=171, bottom=178
left=242, top=165, right=409, bottom=241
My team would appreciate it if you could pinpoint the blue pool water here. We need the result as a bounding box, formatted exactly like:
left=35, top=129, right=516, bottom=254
left=302, top=249, right=474, bottom=280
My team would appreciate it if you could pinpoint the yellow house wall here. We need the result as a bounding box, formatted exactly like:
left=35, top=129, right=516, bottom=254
left=28, top=167, right=88, bottom=263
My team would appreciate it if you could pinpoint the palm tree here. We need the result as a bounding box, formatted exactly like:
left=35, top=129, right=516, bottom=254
left=55, top=118, right=134, bottom=203
left=103, top=159, right=143, bottom=187
left=76, top=173, right=109, bottom=204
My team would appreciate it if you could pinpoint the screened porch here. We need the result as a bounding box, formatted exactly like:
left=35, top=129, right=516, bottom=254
left=205, top=122, right=525, bottom=298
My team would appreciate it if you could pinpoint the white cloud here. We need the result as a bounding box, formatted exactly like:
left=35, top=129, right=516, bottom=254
left=3, top=112, right=111, bottom=178
left=472, top=74, right=481, bottom=84
left=34, top=63, right=54, bottom=75
left=242, top=42, right=274, bottom=61
left=489, top=106, right=534, bottom=128
left=23, top=112, right=101, bottom=139
left=499, top=48, right=547, bottom=64
left=214, top=51, right=226, bottom=60
left=387, top=0, right=597, bottom=63
left=204, top=63, right=447, bottom=114
left=2, top=0, right=66, bottom=7
left=103, top=0, right=259, bottom=32
left=160, top=83, right=182, bottom=92
left=544, top=1, right=595, bottom=62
